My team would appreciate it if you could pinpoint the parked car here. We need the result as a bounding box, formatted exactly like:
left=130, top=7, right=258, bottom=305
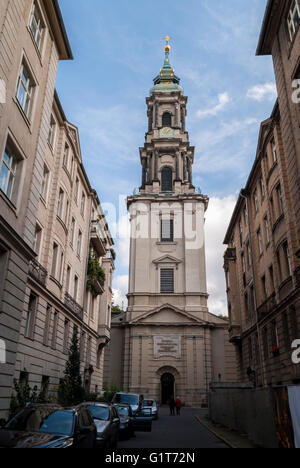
left=111, top=392, right=143, bottom=415
left=82, top=402, right=120, bottom=449
left=113, top=404, right=135, bottom=439
left=142, top=399, right=159, bottom=420
left=0, top=404, right=97, bottom=448
left=113, top=403, right=153, bottom=439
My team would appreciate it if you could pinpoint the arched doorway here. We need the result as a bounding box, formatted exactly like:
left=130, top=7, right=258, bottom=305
left=161, top=373, right=175, bottom=404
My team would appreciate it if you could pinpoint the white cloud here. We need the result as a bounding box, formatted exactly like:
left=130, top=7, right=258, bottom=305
left=197, top=92, right=230, bottom=118
left=112, top=275, right=129, bottom=309
left=246, top=82, right=277, bottom=102
left=205, top=195, right=237, bottom=316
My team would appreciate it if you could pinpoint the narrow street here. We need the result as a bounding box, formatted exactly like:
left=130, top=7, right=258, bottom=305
left=118, top=407, right=228, bottom=449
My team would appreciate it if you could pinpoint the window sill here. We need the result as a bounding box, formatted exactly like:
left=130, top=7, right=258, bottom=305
left=0, top=189, right=18, bottom=217
left=49, top=275, right=62, bottom=289
left=157, top=241, right=177, bottom=246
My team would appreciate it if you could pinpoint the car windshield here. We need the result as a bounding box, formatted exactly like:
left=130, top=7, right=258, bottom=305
left=143, top=400, right=154, bottom=407
left=114, top=394, right=139, bottom=405
left=5, top=408, right=74, bottom=437
left=115, top=406, right=129, bottom=417
left=87, top=406, right=110, bottom=421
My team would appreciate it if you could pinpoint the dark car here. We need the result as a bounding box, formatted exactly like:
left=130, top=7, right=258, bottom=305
left=0, top=404, right=97, bottom=448
left=113, top=403, right=153, bottom=439
left=82, top=402, right=120, bottom=449
left=113, top=404, right=135, bottom=439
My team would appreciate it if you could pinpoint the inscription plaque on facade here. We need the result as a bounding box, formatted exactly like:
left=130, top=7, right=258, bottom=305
left=154, top=335, right=181, bottom=359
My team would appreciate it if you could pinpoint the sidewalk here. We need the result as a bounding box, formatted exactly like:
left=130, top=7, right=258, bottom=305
left=195, top=412, right=258, bottom=449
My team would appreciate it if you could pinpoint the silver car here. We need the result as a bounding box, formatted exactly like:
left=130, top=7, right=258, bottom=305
left=142, top=399, right=159, bottom=420
left=83, top=402, right=120, bottom=449
left=111, top=393, right=142, bottom=415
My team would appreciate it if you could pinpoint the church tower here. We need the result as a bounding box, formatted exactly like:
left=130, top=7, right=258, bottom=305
left=105, top=39, right=237, bottom=406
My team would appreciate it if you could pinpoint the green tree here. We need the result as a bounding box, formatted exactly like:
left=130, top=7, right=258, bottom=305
left=58, top=327, right=85, bottom=406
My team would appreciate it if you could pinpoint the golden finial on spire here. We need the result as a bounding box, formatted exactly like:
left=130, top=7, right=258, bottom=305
left=163, top=35, right=171, bottom=53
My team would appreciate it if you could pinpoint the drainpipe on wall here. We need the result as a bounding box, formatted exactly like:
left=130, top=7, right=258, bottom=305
left=240, top=190, right=267, bottom=388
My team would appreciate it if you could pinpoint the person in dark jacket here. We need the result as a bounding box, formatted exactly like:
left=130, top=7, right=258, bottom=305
left=168, top=397, right=176, bottom=416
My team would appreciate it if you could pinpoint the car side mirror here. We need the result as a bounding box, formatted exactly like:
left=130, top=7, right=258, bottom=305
left=0, top=419, right=6, bottom=428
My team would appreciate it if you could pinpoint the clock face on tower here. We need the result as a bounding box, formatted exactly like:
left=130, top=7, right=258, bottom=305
left=160, top=127, right=174, bottom=139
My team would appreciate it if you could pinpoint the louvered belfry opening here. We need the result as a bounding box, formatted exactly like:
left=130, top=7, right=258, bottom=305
left=161, top=166, right=173, bottom=192
left=162, top=112, right=172, bottom=127
left=161, top=219, right=174, bottom=242
left=160, top=268, right=174, bottom=293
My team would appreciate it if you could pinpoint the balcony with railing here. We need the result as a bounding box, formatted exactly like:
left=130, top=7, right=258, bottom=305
left=65, top=293, right=84, bottom=320
left=29, top=259, right=48, bottom=286
left=90, top=221, right=106, bottom=256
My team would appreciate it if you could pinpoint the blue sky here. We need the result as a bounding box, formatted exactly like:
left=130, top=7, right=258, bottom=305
left=56, top=0, right=276, bottom=314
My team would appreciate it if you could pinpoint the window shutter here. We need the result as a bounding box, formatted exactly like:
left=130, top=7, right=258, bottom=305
left=161, top=220, right=174, bottom=242
left=160, top=269, right=174, bottom=293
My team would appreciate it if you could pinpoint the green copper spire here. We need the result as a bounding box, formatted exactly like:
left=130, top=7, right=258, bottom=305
left=150, top=36, right=183, bottom=95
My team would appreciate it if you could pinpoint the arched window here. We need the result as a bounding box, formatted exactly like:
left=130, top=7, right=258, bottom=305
left=162, top=112, right=172, bottom=127
left=161, top=167, right=173, bottom=192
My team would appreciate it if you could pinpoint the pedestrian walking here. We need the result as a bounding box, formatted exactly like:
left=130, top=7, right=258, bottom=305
left=169, top=397, right=176, bottom=416
left=175, top=397, right=182, bottom=416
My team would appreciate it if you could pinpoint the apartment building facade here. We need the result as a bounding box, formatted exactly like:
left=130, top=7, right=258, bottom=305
left=0, top=1, right=114, bottom=418
left=224, top=0, right=300, bottom=386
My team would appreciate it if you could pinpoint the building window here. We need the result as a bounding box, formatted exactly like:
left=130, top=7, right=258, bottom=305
left=70, top=217, right=75, bottom=245
left=51, top=311, right=58, bottom=350
left=160, top=269, right=174, bottom=293
left=66, top=265, right=71, bottom=294
left=161, top=219, right=174, bottom=242
left=162, top=112, right=172, bottom=127
left=86, top=337, right=92, bottom=364
left=263, top=327, right=269, bottom=360
left=25, top=293, right=37, bottom=339
left=80, top=332, right=86, bottom=361
left=63, top=143, right=69, bottom=169
left=48, top=115, right=56, bottom=148
left=244, top=206, right=249, bottom=228
left=282, top=241, right=292, bottom=277
left=74, top=275, right=79, bottom=301
left=260, top=177, right=265, bottom=200
left=0, top=144, right=17, bottom=201
left=264, top=216, right=270, bottom=245
left=247, top=243, right=252, bottom=269
left=277, top=249, right=283, bottom=283
left=239, top=219, right=243, bottom=246
left=51, top=242, right=58, bottom=277
left=41, top=376, right=49, bottom=399
left=63, top=320, right=70, bottom=354
left=29, top=2, right=44, bottom=51
left=57, top=188, right=64, bottom=219
left=271, top=139, right=277, bottom=163
left=74, top=177, right=79, bottom=203
left=80, top=193, right=86, bottom=216
left=58, top=251, right=64, bottom=284
left=41, top=164, right=50, bottom=201
left=261, top=275, right=267, bottom=301
left=77, top=230, right=82, bottom=257
left=257, top=229, right=263, bottom=255
left=241, top=253, right=246, bottom=274
left=161, top=167, right=173, bottom=192
left=271, top=321, right=279, bottom=353
left=16, top=62, right=34, bottom=118
left=269, top=265, right=275, bottom=292
left=43, top=304, right=51, bottom=346
left=276, top=184, right=284, bottom=216
left=253, top=189, right=259, bottom=213
left=34, top=223, right=42, bottom=260
left=290, top=305, right=299, bottom=340
left=288, top=0, right=300, bottom=41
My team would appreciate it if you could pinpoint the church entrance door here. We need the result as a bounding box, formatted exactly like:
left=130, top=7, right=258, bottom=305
left=161, top=373, right=175, bottom=404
